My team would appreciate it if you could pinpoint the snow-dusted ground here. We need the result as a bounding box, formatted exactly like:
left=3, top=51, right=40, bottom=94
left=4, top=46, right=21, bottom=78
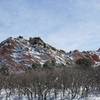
left=81, top=95, right=100, bottom=100
left=0, top=89, right=100, bottom=100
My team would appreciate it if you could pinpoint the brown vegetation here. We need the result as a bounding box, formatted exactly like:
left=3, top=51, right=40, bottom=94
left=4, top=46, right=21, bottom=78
left=0, top=64, right=99, bottom=100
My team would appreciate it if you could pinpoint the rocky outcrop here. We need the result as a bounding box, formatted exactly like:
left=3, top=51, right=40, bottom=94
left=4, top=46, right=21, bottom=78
left=0, top=36, right=72, bottom=73
left=0, top=36, right=100, bottom=73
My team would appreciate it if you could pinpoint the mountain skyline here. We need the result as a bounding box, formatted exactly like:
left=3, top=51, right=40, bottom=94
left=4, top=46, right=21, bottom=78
left=0, top=36, right=100, bottom=73
left=0, top=0, right=100, bottom=51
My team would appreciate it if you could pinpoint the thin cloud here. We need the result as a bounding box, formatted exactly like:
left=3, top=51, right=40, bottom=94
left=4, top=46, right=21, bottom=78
left=0, top=0, right=100, bottom=51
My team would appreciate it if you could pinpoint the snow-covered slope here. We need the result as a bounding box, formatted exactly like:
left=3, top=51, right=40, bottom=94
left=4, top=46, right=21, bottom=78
left=0, top=36, right=72, bottom=73
left=0, top=36, right=100, bottom=73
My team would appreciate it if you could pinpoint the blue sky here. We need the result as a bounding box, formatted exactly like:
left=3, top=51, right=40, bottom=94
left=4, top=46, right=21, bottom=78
left=0, top=0, right=100, bottom=51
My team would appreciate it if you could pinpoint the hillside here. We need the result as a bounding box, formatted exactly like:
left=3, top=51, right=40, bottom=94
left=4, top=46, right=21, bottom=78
left=0, top=36, right=100, bottom=73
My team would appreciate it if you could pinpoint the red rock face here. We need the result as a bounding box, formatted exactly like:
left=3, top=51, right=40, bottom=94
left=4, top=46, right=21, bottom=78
left=91, top=54, right=100, bottom=62
left=0, top=36, right=100, bottom=73
left=0, top=37, right=72, bottom=73
left=0, top=38, right=38, bottom=73
left=72, top=51, right=100, bottom=65
left=73, top=50, right=84, bottom=60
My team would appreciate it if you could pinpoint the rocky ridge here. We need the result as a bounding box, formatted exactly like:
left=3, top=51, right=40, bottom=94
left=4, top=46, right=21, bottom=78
left=0, top=36, right=100, bottom=73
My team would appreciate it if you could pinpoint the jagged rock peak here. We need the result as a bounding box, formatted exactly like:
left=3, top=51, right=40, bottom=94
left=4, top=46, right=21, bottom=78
left=97, top=48, right=100, bottom=52
left=29, top=37, right=47, bottom=48
left=0, top=37, right=13, bottom=47
left=29, top=37, right=44, bottom=45
left=0, top=36, right=45, bottom=46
